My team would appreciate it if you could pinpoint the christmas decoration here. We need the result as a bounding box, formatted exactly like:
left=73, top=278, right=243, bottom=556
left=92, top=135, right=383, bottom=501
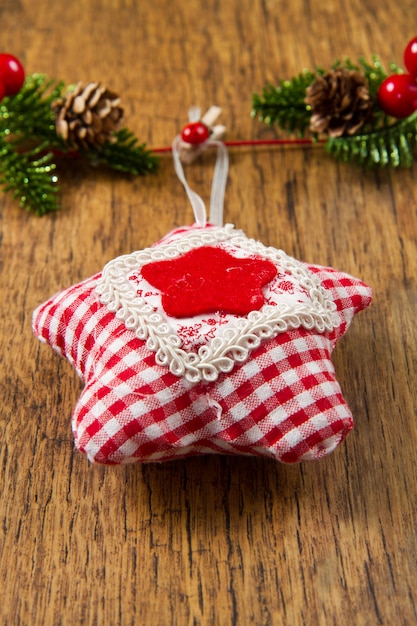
left=176, top=105, right=226, bottom=164
left=141, top=246, right=278, bottom=317
left=52, top=81, right=123, bottom=150
left=181, top=121, right=210, bottom=145
left=4, top=42, right=415, bottom=217
left=376, top=38, right=417, bottom=119
left=0, top=57, right=158, bottom=215
left=32, top=126, right=372, bottom=465
left=305, top=68, right=373, bottom=137
left=0, top=53, right=25, bottom=96
left=404, top=36, right=417, bottom=76
left=252, top=37, right=417, bottom=168
left=377, top=74, right=417, bottom=118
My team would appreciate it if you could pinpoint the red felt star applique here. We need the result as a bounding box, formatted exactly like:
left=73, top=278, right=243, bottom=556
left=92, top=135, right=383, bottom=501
left=140, top=246, right=277, bottom=317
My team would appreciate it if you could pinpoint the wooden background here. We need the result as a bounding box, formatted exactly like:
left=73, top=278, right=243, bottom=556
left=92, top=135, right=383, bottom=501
left=1, top=1, right=416, bottom=624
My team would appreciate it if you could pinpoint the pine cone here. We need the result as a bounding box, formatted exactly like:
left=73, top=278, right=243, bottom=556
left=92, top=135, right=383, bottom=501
left=52, top=82, right=123, bottom=150
left=305, top=69, right=373, bottom=137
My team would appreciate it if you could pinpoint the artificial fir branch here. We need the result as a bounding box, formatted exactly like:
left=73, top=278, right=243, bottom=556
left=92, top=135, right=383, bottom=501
left=85, top=128, right=159, bottom=175
left=252, top=56, right=417, bottom=168
left=327, top=109, right=417, bottom=167
left=0, top=140, right=59, bottom=215
left=0, top=74, right=158, bottom=215
left=252, top=58, right=391, bottom=134
left=0, top=74, right=66, bottom=144
left=251, top=69, right=317, bottom=134
left=0, top=75, right=63, bottom=214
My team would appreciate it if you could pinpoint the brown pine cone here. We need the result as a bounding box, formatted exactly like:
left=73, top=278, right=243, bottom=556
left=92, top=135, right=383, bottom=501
left=52, top=82, right=123, bottom=150
left=305, top=69, right=373, bottom=137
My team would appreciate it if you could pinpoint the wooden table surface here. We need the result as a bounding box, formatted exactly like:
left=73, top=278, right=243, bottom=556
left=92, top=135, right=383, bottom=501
left=1, top=1, right=416, bottom=624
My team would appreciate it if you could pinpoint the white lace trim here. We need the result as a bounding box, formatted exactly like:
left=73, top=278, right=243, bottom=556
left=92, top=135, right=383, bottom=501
left=96, top=225, right=338, bottom=384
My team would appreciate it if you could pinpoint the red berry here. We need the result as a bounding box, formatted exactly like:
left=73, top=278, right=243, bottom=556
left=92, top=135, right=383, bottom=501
left=404, top=37, right=417, bottom=77
left=181, top=121, right=210, bottom=145
left=378, top=74, right=417, bottom=118
left=0, top=53, right=25, bottom=96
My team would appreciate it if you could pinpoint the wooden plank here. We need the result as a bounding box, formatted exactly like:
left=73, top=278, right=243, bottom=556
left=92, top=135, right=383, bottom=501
left=1, top=1, right=416, bottom=624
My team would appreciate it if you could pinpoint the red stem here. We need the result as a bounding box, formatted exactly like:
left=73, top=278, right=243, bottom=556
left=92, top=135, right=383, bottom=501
left=152, top=137, right=323, bottom=153
left=17, top=138, right=323, bottom=159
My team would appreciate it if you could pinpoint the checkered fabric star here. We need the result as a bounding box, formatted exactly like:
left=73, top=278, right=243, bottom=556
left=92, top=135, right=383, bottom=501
left=32, top=224, right=372, bottom=465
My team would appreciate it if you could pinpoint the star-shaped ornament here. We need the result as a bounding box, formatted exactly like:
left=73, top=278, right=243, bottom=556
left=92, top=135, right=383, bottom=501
left=141, top=246, right=278, bottom=317
left=33, top=224, right=372, bottom=465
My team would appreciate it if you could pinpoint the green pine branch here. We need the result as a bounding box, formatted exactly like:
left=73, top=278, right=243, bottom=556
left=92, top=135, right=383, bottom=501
left=0, top=140, right=59, bottom=215
left=251, top=69, right=317, bottom=134
left=252, top=58, right=394, bottom=135
left=326, top=109, right=417, bottom=168
left=0, top=74, right=158, bottom=215
left=252, top=56, right=417, bottom=168
left=0, top=74, right=66, bottom=145
left=0, top=75, right=65, bottom=214
left=84, top=128, right=159, bottom=175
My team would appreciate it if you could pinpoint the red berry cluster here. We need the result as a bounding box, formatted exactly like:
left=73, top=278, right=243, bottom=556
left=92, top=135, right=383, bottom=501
left=378, top=37, right=417, bottom=118
left=0, top=53, right=25, bottom=102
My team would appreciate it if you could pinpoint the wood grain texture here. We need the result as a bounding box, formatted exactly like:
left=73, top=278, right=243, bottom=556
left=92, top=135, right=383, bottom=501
left=1, top=1, right=416, bottom=624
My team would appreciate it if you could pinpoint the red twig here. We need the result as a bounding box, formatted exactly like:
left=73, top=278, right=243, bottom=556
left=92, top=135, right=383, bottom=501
left=17, top=138, right=324, bottom=159
left=151, top=137, right=323, bottom=153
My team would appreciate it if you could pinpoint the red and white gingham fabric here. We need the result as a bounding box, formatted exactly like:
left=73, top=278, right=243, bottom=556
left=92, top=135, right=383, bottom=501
left=32, top=227, right=372, bottom=465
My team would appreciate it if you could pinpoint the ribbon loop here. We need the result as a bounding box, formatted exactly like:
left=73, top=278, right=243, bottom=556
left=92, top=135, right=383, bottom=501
left=172, top=135, right=229, bottom=228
